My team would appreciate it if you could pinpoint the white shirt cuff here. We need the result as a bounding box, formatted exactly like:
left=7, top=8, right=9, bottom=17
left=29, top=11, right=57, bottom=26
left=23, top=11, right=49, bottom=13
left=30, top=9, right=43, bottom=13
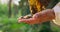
left=53, top=2, right=60, bottom=26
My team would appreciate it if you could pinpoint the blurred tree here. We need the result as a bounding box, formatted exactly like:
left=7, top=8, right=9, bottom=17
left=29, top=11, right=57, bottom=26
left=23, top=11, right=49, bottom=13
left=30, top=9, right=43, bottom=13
left=8, top=0, right=12, bottom=17
left=19, top=0, right=30, bottom=16
left=13, top=0, right=20, bottom=17
left=13, top=4, right=18, bottom=17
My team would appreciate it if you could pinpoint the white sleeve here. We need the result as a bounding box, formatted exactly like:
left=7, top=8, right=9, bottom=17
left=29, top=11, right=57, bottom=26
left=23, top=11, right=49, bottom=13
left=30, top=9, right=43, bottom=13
left=53, top=2, right=60, bottom=26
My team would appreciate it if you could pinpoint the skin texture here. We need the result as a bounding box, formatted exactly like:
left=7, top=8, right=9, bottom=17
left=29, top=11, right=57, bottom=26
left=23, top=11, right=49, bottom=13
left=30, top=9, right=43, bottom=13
left=18, top=9, right=55, bottom=25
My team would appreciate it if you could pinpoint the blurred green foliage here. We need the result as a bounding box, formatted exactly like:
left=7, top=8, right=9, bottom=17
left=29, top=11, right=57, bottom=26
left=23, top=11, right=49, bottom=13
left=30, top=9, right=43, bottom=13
left=0, top=0, right=60, bottom=32
left=0, top=4, right=8, bottom=17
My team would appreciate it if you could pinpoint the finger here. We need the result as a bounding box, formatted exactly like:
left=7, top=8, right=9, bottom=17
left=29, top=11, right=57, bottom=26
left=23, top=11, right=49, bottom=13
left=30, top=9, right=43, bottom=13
left=18, top=18, right=38, bottom=24
left=18, top=18, right=27, bottom=22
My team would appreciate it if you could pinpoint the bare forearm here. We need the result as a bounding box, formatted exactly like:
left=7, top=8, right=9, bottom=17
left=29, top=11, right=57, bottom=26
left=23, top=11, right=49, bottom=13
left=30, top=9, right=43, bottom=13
left=33, top=9, right=55, bottom=23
